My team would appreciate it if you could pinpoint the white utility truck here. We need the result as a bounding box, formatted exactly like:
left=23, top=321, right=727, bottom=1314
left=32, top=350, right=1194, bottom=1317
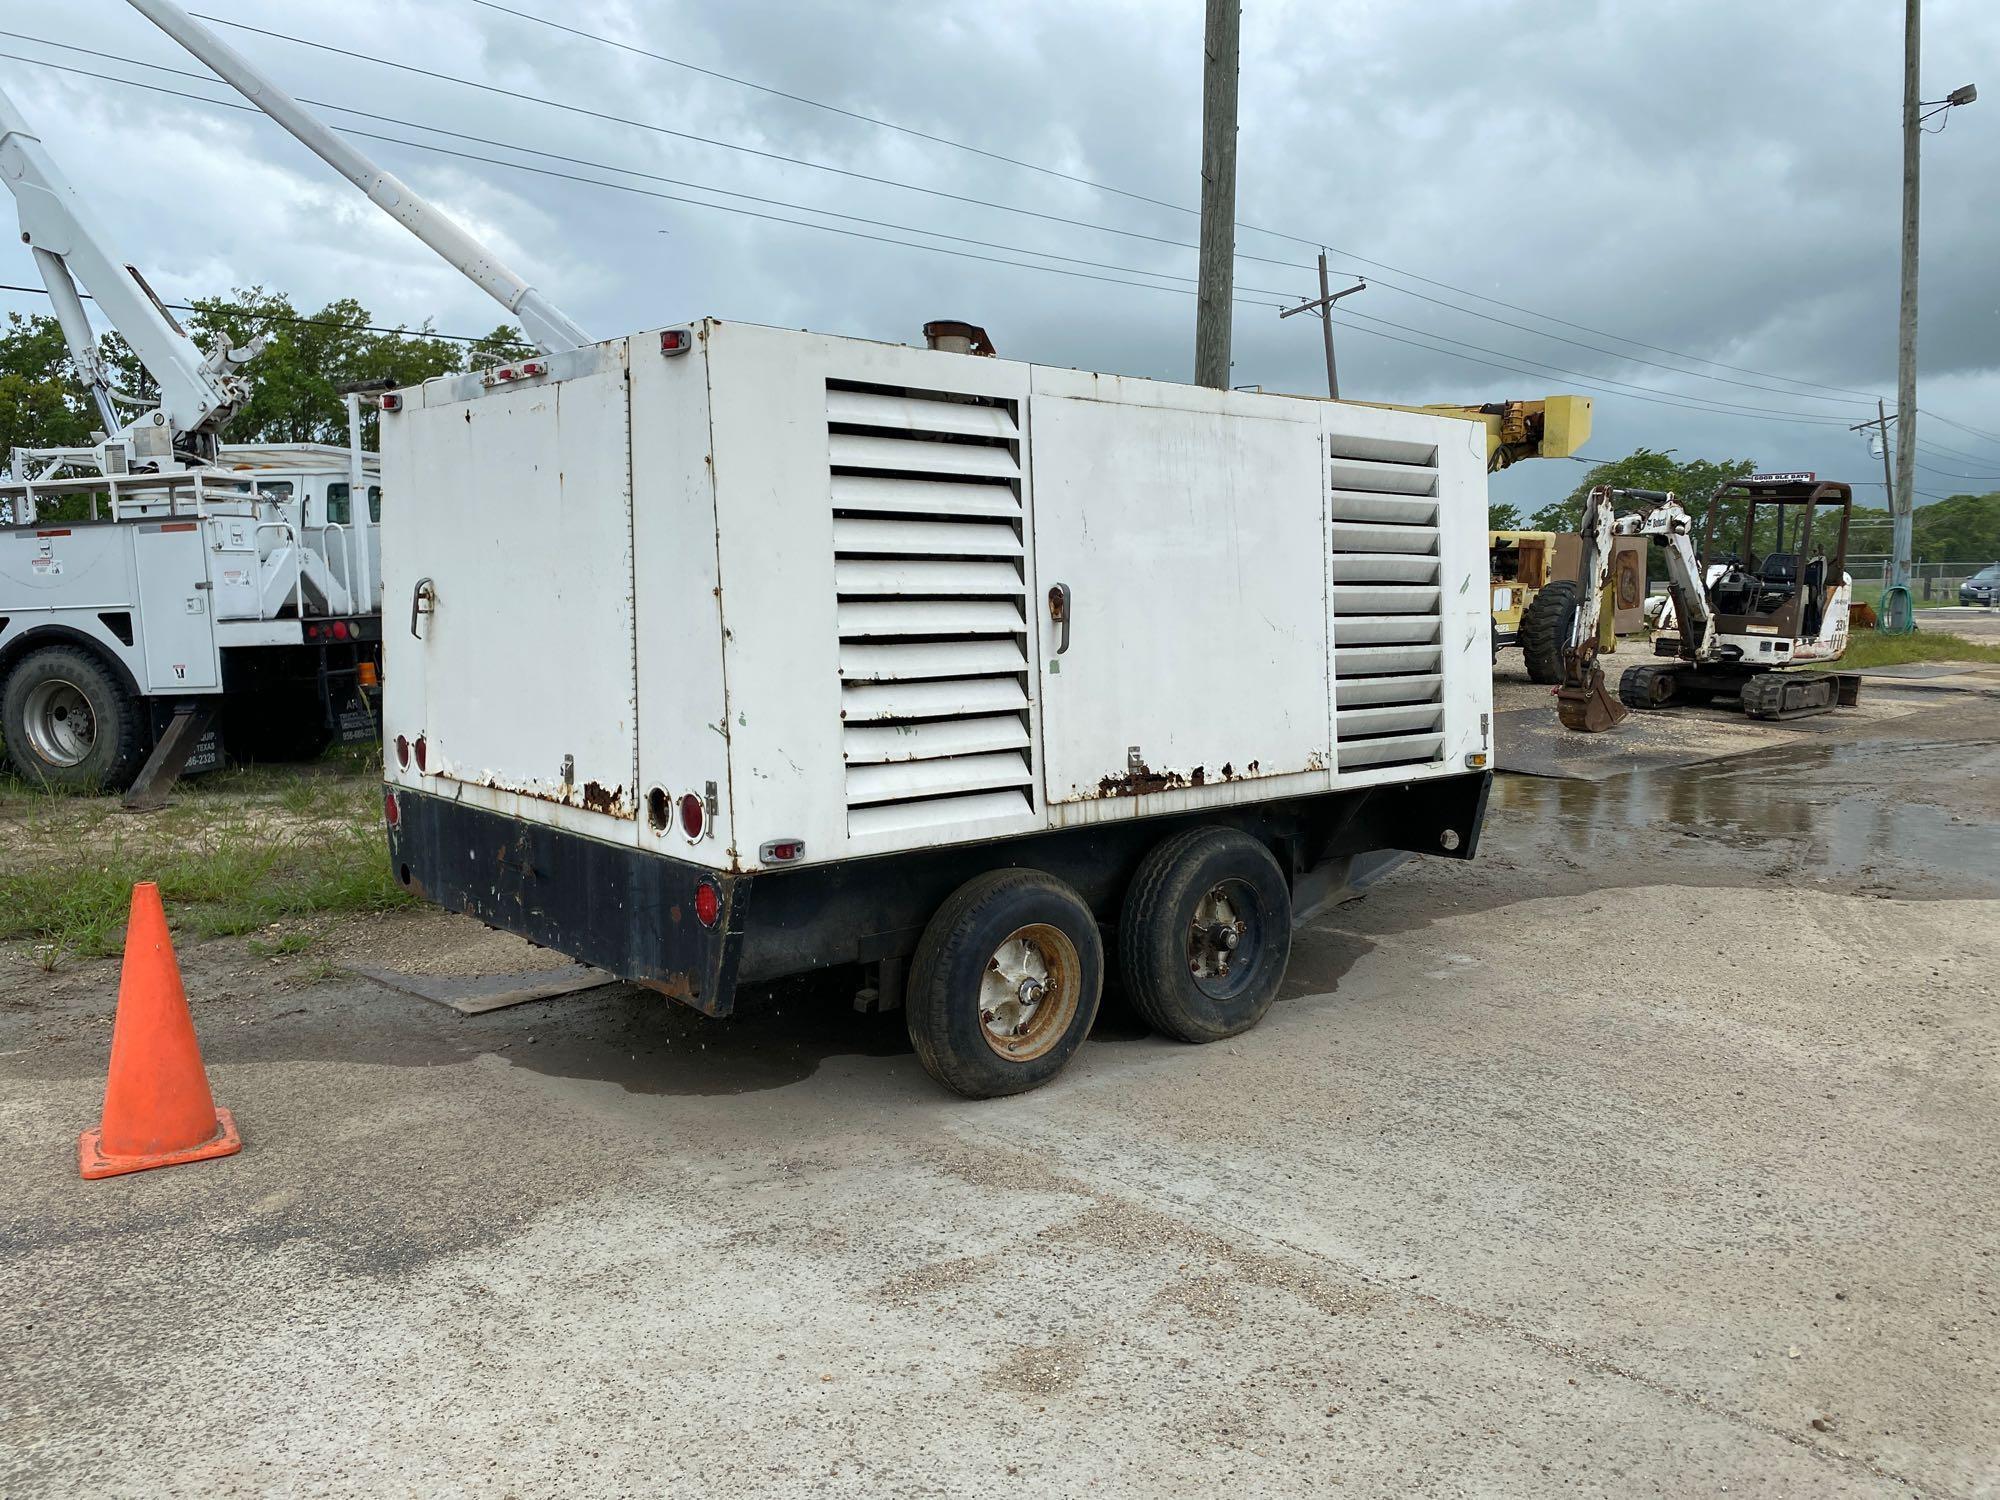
left=137, top=0, right=1495, bottom=1096
left=0, top=78, right=383, bottom=796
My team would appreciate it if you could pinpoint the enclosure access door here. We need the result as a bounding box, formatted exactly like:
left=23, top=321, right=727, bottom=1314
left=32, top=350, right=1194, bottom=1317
left=132, top=520, right=222, bottom=691
left=381, top=343, right=639, bottom=830
left=1026, top=371, right=1332, bottom=803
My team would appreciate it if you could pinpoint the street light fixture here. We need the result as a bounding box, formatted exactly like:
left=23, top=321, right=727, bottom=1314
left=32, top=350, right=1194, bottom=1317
left=1920, top=83, right=1979, bottom=124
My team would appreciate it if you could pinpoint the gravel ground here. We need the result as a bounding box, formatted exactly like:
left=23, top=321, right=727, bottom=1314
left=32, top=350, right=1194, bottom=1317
left=2, top=694, right=1996, bottom=1498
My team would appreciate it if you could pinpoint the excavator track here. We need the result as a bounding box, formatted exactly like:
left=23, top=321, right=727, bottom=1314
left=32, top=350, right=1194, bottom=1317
left=1740, top=671, right=1857, bottom=721
left=1618, top=665, right=1679, bottom=710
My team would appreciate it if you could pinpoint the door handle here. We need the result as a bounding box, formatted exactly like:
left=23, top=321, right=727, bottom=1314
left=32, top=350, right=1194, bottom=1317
left=410, top=576, right=437, bottom=639
left=1047, top=582, right=1071, bottom=655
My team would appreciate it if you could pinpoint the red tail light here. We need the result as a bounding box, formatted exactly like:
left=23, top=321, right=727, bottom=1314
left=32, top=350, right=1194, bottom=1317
left=395, top=734, right=409, bottom=768
left=413, top=735, right=428, bottom=772
left=660, top=328, right=691, bottom=356
left=379, top=392, right=402, bottom=412
left=694, top=880, right=720, bottom=927
left=331, top=620, right=350, bottom=640
left=679, top=791, right=705, bottom=840
left=383, top=790, right=400, bottom=826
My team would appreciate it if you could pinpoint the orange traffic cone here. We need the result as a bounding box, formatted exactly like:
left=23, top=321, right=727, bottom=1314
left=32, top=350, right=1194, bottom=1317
left=78, top=882, right=242, bottom=1180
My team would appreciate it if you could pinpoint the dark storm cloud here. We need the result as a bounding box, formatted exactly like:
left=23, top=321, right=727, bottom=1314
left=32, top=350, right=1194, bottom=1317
left=3, top=0, right=1996, bottom=503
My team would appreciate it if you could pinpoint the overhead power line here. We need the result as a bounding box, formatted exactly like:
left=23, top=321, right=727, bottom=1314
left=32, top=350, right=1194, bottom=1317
left=1923, top=409, right=2000, bottom=451
left=15, top=31, right=1884, bottom=409
left=1915, top=434, right=2000, bottom=466
left=437, top=0, right=1917, bottom=408
left=175, top=11, right=1898, bottom=410
left=3, top=47, right=1875, bottom=431
left=0, top=280, right=515, bottom=344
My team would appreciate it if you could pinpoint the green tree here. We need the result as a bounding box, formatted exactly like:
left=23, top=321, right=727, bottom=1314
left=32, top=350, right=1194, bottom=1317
left=0, top=290, right=533, bottom=456
left=185, top=288, right=469, bottom=445
left=0, top=311, right=97, bottom=455
left=1487, top=501, right=1524, bottom=530
left=1848, top=491, right=2000, bottom=564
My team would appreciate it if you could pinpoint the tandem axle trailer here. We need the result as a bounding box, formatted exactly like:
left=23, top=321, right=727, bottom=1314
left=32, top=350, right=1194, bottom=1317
left=380, top=321, right=1495, bottom=1096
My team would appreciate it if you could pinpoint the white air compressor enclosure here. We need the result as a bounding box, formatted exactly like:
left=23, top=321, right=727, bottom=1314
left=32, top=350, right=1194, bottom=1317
left=383, top=320, right=1492, bottom=875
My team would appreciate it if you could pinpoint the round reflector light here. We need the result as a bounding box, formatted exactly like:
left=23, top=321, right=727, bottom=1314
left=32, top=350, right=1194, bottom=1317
left=694, top=880, right=720, bottom=928
left=679, top=791, right=705, bottom=840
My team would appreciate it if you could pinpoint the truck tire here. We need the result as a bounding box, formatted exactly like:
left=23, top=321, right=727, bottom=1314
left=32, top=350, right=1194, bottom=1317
left=1118, top=826, right=1292, bottom=1044
left=1, top=644, right=146, bottom=791
left=905, top=868, right=1104, bottom=1098
left=1518, top=580, right=1579, bottom=685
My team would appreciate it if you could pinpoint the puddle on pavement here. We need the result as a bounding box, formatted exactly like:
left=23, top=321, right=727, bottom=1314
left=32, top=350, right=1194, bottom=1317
left=496, top=969, right=915, bottom=1097
left=1493, top=735, right=2000, bottom=888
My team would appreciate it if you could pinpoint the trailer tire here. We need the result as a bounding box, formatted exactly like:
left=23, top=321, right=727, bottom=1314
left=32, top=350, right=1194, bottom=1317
left=905, top=868, right=1104, bottom=1099
left=1, top=644, right=146, bottom=791
left=1119, top=826, right=1292, bottom=1044
left=1519, top=580, right=1579, bottom=685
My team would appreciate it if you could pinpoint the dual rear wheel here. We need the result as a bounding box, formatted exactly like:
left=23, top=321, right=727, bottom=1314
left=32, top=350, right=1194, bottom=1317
left=905, top=828, right=1293, bottom=1098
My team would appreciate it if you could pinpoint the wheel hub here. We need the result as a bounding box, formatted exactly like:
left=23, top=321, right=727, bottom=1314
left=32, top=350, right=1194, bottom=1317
left=21, top=678, right=96, bottom=767
left=979, top=924, right=1080, bottom=1061
left=1188, top=884, right=1252, bottom=988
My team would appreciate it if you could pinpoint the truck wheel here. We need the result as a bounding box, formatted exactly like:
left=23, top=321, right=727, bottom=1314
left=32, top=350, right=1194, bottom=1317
left=905, top=868, right=1104, bottom=1098
left=1118, top=827, right=1292, bottom=1043
left=1518, top=580, right=1579, bottom=684
left=1, top=645, right=146, bottom=791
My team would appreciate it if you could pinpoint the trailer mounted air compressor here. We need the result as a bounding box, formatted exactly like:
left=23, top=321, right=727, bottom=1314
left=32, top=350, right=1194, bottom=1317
left=380, top=319, right=1495, bottom=1096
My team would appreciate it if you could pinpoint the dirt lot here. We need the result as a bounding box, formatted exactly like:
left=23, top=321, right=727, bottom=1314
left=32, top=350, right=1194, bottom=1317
left=3, top=683, right=1997, bottom=1497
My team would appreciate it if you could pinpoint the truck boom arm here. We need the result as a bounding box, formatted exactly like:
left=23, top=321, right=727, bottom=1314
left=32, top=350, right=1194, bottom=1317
left=0, top=79, right=254, bottom=450
left=125, top=0, right=592, bottom=357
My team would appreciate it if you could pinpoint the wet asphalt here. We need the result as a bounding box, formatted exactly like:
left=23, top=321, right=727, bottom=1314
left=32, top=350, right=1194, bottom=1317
left=2, top=687, right=1996, bottom=1497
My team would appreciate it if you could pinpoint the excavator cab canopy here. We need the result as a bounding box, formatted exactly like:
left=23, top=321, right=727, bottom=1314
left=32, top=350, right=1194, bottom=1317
left=1698, top=476, right=1852, bottom=644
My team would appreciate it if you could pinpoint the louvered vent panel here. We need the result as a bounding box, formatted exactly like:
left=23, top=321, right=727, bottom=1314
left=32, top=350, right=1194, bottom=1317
left=828, top=380, right=1034, bottom=839
left=1328, top=431, right=1447, bottom=773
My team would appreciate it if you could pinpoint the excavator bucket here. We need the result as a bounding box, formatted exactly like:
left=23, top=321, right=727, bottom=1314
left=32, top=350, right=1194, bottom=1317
left=1556, top=666, right=1629, bottom=733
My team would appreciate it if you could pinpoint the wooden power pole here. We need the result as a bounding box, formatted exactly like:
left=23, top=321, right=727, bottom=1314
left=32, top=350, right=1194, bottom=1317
left=1194, top=0, right=1240, bottom=389
left=1278, top=252, right=1366, bottom=399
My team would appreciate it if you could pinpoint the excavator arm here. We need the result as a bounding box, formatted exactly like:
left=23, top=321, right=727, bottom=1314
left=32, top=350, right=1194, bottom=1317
left=1555, top=486, right=1723, bottom=732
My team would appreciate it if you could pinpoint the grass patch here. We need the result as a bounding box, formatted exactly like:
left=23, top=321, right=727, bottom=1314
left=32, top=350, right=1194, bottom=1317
left=1849, top=581, right=1954, bottom=612
left=0, top=771, right=410, bottom=968
left=1814, top=630, right=2000, bottom=670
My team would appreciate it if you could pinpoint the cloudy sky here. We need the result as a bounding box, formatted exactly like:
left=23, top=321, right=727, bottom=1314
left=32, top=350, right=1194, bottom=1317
left=3, top=0, right=1997, bottom=530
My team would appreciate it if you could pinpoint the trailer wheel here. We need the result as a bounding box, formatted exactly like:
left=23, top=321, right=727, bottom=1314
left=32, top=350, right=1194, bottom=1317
left=1, top=645, right=145, bottom=791
left=1119, top=827, right=1292, bottom=1044
left=1519, top=580, right=1579, bottom=685
left=905, top=868, right=1104, bottom=1098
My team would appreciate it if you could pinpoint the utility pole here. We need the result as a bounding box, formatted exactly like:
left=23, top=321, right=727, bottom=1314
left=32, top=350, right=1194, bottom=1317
left=1851, top=402, right=1900, bottom=585
left=1193, top=0, right=1239, bottom=389
left=1278, top=252, right=1366, bottom=399
left=1893, top=0, right=1921, bottom=593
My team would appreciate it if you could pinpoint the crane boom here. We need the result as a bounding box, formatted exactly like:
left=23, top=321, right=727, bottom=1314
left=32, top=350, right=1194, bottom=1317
left=124, top=0, right=592, bottom=356
left=0, top=78, right=253, bottom=458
